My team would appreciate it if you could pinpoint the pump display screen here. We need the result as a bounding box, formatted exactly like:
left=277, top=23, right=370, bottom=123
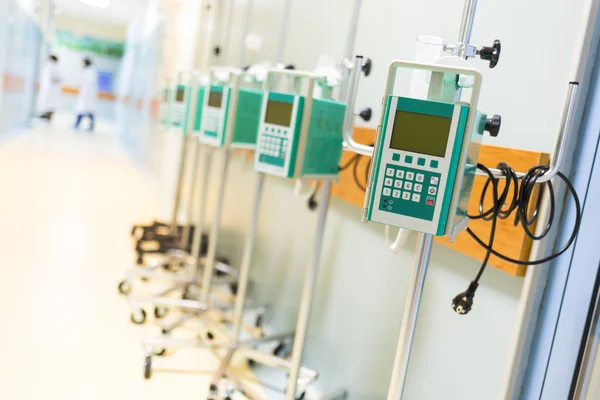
left=175, top=88, right=185, bottom=102
left=389, top=110, right=452, bottom=157
left=265, top=100, right=293, bottom=127
left=208, top=91, right=223, bottom=108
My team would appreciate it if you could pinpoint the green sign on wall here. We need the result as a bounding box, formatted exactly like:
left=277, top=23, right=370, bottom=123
left=55, top=30, right=125, bottom=58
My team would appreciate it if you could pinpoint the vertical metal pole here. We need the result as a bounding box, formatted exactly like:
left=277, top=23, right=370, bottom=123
left=457, top=0, right=477, bottom=45
left=191, top=144, right=211, bottom=276
left=200, top=148, right=232, bottom=304
left=232, top=173, right=265, bottom=338
left=286, top=180, right=333, bottom=400
left=221, top=0, right=236, bottom=65
left=339, top=0, right=362, bottom=99
left=181, top=139, right=201, bottom=247
left=386, top=233, right=433, bottom=400
left=275, top=0, right=293, bottom=64
left=386, top=2, right=478, bottom=398
left=171, top=136, right=190, bottom=230
left=238, top=0, right=255, bottom=67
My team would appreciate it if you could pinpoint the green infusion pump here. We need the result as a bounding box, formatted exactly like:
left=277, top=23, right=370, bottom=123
left=160, top=88, right=171, bottom=125
left=170, top=84, right=190, bottom=128
left=198, top=85, right=231, bottom=146
left=253, top=91, right=346, bottom=178
left=366, top=95, right=484, bottom=236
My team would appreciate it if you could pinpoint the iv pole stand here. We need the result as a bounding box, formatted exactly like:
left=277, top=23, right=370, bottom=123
left=386, top=1, right=478, bottom=399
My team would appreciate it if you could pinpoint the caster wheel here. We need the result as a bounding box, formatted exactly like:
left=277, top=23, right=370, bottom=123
left=118, top=280, right=132, bottom=295
left=207, top=331, right=214, bottom=340
left=131, top=308, right=147, bottom=325
left=297, top=391, right=306, bottom=400
left=154, top=348, right=167, bottom=356
left=154, top=306, right=168, bottom=319
left=144, top=356, right=152, bottom=379
left=248, top=358, right=256, bottom=367
left=137, top=256, right=144, bottom=265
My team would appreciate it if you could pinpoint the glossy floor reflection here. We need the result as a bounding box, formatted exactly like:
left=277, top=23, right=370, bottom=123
left=0, top=117, right=248, bottom=399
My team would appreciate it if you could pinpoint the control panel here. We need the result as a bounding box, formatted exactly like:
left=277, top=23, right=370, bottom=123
left=170, top=85, right=188, bottom=128
left=367, top=96, right=469, bottom=236
left=198, top=85, right=231, bottom=147
left=254, top=92, right=303, bottom=177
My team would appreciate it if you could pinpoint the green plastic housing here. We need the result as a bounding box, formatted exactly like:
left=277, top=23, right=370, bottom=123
left=192, top=86, right=206, bottom=134
left=231, top=88, right=264, bottom=147
left=301, top=98, right=347, bottom=177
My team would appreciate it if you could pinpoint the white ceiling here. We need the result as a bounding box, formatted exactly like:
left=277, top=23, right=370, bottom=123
left=51, top=0, right=138, bottom=25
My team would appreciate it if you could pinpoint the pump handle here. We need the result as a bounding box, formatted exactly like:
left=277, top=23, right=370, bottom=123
left=479, top=40, right=501, bottom=68
left=359, top=107, right=372, bottom=122
left=485, top=115, right=501, bottom=137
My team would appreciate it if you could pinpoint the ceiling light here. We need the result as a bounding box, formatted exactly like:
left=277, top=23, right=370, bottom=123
left=80, top=0, right=110, bottom=9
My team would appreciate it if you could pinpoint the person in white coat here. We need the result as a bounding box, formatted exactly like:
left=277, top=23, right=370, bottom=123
left=74, top=58, right=98, bottom=132
left=37, top=54, right=62, bottom=122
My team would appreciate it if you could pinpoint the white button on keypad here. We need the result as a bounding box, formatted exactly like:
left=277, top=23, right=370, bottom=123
left=384, top=178, right=393, bottom=187
left=428, top=187, right=437, bottom=195
left=396, top=170, right=405, bottom=179
left=394, top=180, right=403, bottom=188
left=416, top=174, right=424, bottom=183
left=383, top=188, right=391, bottom=196
left=392, top=190, right=401, bottom=198
left=404, top=182, right=413, bottom=190
left=412, top=194, right=421, bottom=202
left=386, top=168, right=395, bottom=177
left=402, top=192, right=411, bottom=200
left=430, top=177, right=439, bottom=185
left=414, top=184, right=422, bottom=193
left=406, top=172, right=415, bottom=181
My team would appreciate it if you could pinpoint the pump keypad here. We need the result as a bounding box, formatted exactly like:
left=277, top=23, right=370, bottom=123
left=258, top=134, right=288, bottom=167
left=378, top=163, right=441, bottom=221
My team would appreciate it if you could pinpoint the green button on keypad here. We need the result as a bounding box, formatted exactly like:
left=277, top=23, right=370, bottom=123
left=430, top=160, right=439, bottom=168
left=405, top=155, right=413, bottom=163
left=417, top=158, right=426, bottom=166
left=392, top=153, right=401, bottom=162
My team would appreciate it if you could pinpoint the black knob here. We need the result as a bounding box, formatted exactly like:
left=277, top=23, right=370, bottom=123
left=361, top=58, right=372, bottom=77
left=485, top=115, right=501, bottom=137
left=359, top=107, right=372, bottom=122
left=213, top=46, right=221, bottom=56
left=479, top=39, right=501, bottom=68
left=284, top=64, right=295, bottom=70
left=451, top=281, right=479, bottom=315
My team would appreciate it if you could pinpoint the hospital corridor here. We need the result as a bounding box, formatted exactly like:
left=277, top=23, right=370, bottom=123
left=3, top=0, right=600, bottom=399
left=0, top=118, right=223, bottom=398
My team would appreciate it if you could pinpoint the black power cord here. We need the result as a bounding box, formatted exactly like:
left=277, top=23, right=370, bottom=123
left=452, top=162, right=582, bottom=315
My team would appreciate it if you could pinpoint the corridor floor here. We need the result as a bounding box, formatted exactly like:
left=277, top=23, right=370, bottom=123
left=0, top=120, right=233, bottom=399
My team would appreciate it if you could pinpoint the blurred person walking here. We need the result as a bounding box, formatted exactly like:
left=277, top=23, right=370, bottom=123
left=37, top=54, right=62, bottom=122
left=73, top=57, right=98, bottom=132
